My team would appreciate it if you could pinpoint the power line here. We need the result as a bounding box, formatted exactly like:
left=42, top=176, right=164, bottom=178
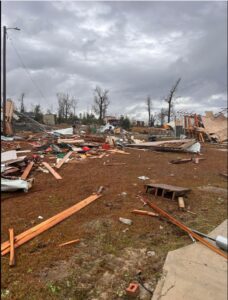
left=7, top=33, right=48, bottom=103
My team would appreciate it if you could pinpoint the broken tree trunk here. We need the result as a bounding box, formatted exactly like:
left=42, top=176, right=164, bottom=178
left=1, top=193, right=101, bottom=256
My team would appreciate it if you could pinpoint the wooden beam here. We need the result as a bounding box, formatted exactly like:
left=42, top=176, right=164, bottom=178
left=9, top=228, right=15, bottom=266
left=21, top=162, right=34, bottom=180
left=131, top=209, right=159, bottom=217
left=56, top=151, right=73, bottom=169
left=42, top=162, right=62, bottom=179
left=144, top=198, right=228, bottom=260
left=1, top=194, right=101, bottom=256
left=59, top=239, right=80, bottom=247
left=178, top=197, right=185, bottom=210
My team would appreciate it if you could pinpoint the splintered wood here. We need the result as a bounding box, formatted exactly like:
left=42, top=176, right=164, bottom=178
left=1, top=193, right=101, bottom=256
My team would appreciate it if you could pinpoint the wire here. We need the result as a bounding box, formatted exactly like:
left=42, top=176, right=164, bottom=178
left=7, top=33, right=48, bottom=103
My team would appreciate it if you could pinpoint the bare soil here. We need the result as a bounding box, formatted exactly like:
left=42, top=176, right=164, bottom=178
left=1, top=144, right=227, bottom=300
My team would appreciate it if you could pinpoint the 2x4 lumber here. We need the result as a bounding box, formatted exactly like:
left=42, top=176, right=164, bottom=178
left=178, top=197, right=185, bottom=209
left=144, top=198, right=228, bottom=260
left=42, top=162, right=62, bottom=179
left=56, top=151, right=73, bottom=169
left=9, top=228, right=15, bottom=266
left=59, top=239, right=80, bottom=247
left=1, top=194, right=101, bottom=256
left=132, top=209, right=158, bottom=217
left=21, top=162, right=34, bottom=180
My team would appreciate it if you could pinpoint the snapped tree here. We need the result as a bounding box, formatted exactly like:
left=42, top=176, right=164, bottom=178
left=165, top=78, right=181, bottom=122
left=93, top=86, right=109, bottom=123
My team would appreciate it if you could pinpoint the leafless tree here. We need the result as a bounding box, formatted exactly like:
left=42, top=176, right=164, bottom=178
left=165, top=78, right=181, bottom=122
left=93, top=86, right=109, bottom=122
left=71, top=98, right=78, bottom=117
left=57, top=93, right=74, bottom=121
left=18, top=93, right=25, bottom=113
left=158, top=108, right=167, bottom=126
left=146, top=96, right=152, bottom=127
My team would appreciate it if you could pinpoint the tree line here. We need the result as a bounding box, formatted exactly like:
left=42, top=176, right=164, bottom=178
left=17, top=78, right=181, bottom=128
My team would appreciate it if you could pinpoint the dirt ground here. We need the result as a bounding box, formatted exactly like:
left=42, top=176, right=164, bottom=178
left=1, top=144, right=227, bottom=300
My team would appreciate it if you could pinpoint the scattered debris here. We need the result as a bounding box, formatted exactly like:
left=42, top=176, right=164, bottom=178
left=145, top=183, right=191, bottom=201
left=126, top=282, right=140, bottom=297
left=1, top=193, right=102, bottom=256
left=59, top=239, right=80, bottom=247
left=144, top=198, right=228, bottom=259
left=138, top=176, right=150, bottom=180
left=119, top=217, right=133, bottom=225
left=146, top=251, right=156, bottom=257
left=1, top=178, right=33, bottom=192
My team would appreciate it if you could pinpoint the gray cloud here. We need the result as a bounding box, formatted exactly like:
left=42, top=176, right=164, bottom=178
left=2, top=1, right=227, bottom=120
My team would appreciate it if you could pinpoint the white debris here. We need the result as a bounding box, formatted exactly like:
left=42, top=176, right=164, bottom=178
left=1, top=178, right=33, bottom=192
left=38, top=216, right=44, bottom=220
left=147, top=251, right=156, bottom=257
left=119, top=217, right=133, bottom=225
left=138, top=176, right=150, bottom=180
left=1, top=150, right=17, bottom=163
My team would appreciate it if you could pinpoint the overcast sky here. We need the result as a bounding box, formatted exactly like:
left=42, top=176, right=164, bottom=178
left=2, top=1, right=227, bottom=121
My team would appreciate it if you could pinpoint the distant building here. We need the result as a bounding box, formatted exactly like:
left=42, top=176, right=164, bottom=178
left=43, top=114, right=56, bottom=125
left=104, top=115, right=119, bottom=126
left=136, top=121, right=145, bottom=127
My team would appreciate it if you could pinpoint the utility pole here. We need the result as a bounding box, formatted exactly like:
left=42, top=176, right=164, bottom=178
left=3, top=26, right=6, bottom=135
left=2, top=26, right=20, bottom=135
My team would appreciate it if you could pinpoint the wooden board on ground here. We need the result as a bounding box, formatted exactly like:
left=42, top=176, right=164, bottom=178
left=56, top=151, right=73, bottom=169
left=21, top=162, right=34, bottom=180
left=42, top=162, right=62, bottom=179
left=1, top=193, right=101, bottom=256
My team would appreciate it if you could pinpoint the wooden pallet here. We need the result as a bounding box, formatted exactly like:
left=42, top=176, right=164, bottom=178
left=145, top=183, right=191, bottom=201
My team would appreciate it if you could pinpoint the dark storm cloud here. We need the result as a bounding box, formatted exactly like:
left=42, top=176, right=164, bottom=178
left=2, top=1, right=227, bottom=120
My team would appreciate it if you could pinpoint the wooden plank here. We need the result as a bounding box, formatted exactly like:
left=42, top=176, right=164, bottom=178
left=144, top=198, right=228, bottom=260
left=42, top=162, right=62, bottom=179
left=9, top=228, right=15, bottom=266
left=56, top=151, right=73, bottom=169
left=178, top=197, right=185, bottom=209
left=59, top=239, right=80, bottom=247
left=21, top=162, right=34, bottom=180
left=131, top=209, right=159, bottom=217
left=1, top=194, right=101, bottom=256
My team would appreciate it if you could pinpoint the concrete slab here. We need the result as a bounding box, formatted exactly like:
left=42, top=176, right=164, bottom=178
left=152, top=220, right=227, bottom=300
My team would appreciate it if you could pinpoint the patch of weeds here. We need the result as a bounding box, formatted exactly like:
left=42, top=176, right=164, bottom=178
left=27, top=268, right=33, bottom=273
left=72, top=288, right=89, bottom=299
left=1, top=289, right=10, bottom=298
left=103, top=242, right=117, bottom=255
left=46, top=282, right=61, bottom=294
